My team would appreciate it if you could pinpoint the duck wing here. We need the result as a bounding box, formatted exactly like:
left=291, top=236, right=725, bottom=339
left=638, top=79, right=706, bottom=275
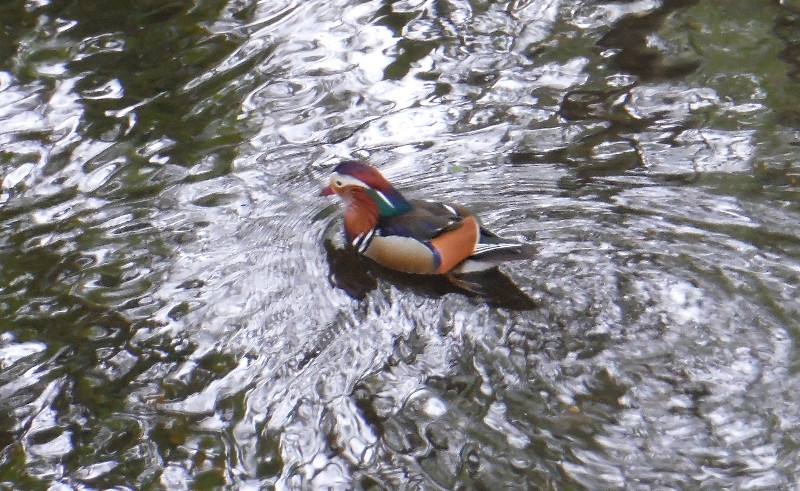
left=377, top=199, right=466, bottom=240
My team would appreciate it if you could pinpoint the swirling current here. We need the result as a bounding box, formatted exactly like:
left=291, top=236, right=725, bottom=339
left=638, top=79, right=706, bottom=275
left=1, top=0, right=800, bottom=489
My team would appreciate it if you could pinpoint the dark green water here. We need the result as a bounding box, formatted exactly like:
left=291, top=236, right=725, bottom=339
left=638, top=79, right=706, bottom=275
left=1, top=0, right=800, bottom=488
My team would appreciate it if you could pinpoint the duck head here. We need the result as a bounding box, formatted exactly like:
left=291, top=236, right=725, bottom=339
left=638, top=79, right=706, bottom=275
left=321, top=161, right=412, bottom=215
left=320, top=160, right=412, bottom=240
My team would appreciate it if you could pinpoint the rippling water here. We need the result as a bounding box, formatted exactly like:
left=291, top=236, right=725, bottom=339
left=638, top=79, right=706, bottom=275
left=2, top=0, right=800, bottom=488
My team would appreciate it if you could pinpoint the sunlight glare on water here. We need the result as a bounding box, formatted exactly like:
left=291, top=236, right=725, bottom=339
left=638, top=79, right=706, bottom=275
left=0, top=0, right=800, bottom=489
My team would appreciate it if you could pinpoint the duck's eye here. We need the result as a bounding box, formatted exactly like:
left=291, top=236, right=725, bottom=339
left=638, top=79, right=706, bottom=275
left=335, top=180, right=343, bottom=187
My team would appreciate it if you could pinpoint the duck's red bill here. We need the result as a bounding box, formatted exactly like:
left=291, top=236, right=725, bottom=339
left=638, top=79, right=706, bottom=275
left=319, top=185, right=333, bottom=196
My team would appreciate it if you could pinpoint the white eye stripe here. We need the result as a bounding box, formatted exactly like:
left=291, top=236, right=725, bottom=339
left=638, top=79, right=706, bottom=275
left=331, top=172, right=368, bottom=189
left=330, top=172, right=396, bottom=209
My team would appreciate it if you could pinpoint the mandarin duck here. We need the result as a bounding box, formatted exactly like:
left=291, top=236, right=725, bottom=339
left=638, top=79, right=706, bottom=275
left=320, top=161, right=533, bottom=285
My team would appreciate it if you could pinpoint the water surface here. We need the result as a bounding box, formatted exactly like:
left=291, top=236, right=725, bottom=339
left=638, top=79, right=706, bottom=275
left=1, top=0, right=800, bottom=488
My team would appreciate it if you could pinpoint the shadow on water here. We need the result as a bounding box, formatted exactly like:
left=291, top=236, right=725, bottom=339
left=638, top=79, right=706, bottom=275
left=598, top=0, right=701, bottom=80
left=323, top=238, right=537, bottom=310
